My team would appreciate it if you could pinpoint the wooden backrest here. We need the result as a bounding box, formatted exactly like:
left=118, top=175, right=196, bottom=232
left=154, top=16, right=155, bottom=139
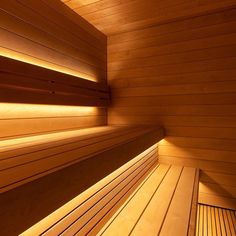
left=0, top=56, right=109, bottom=139
left=0, top=56, right=109, bottom=107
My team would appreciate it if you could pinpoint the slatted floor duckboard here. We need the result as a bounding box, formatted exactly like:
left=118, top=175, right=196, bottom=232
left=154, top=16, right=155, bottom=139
left=196, top=204, right=236, bottom=236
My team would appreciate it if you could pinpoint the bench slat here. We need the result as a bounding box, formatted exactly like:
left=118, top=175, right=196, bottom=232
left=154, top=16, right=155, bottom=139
left=1, top=126, right=156, bottom=192
left=97, top=164, right=170, bottom=236
left=1, top=126, right=163, bottom=236
left=130, top=165, right=183, bottom=235
left=43, top=147, right=157, bottom=235
left=73, top=159, right=157, bottom=236
left=20, top=145, right=157, bottom=236
left=159, top=167, right=197, bottom=236
left=98, top=165, right=199, bottom=236
left=188, top=167, right=199, bottom=236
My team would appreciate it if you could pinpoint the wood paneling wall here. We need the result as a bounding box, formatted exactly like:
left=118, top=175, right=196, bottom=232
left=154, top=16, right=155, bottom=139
left=108, top=7, right=236, bottom=209
left=0, top=0, right=107, bottom=139
left=62, top=0, right=236, bottom=35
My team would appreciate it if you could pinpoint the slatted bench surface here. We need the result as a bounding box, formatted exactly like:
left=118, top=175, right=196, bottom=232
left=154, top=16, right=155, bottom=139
left=21, top=144, right=159, bottom=236
left=21, top=164, right=198, bottom=236
left=0, top=125, right=163, bottom=193
left=0, top=125, right=164, bottom=236
left=98, top=164, right=199, bottom=236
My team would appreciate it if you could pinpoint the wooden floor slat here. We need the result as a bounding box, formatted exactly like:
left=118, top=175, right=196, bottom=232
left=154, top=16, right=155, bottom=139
left=196, top=204, right=236, bottom=236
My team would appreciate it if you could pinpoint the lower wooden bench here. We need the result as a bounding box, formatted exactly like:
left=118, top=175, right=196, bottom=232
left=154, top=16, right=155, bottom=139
left=0, top=125, right=164, bottom=235
left=20, top=164, right=199, bottom=236
left=98, top=164, right=199, bottom=236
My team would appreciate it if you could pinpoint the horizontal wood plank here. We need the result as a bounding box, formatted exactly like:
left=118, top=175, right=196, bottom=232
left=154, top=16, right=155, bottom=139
left=0, top=0, right=108, bottom=140
left=107, top=7, right=236, bottom=209
left=0, top=126, right=163, bottom=235
left=97, top=165, right=199, bottom=236
left=64, top=0, right=236, bottom=35
left=0, top=56, right=109, bottom=107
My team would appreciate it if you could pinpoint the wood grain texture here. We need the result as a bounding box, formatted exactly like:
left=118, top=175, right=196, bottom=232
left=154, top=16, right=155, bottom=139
left=0, top=127, right=163, bottom=236
left=0, top=0, right=107, bottom=137
left=188, top=169, right=199, bottom=236
left=97, top=165, right=199, bottom=236
left=0, top=0, right=106, bottom=81
left=107, top=8, right=236, bottom=209
left=0, top=56, right=109, bottom=107
left=196, top=204, right=236, bottom=236
left=0, top=126, right=164, bottom=193
left=62, top=0, right=236, bottom=35
left=22, top=145, right=158, bottom=236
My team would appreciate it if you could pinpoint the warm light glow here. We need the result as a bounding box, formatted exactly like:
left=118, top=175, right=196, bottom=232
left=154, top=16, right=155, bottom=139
left=158, top=138, right=167, bottom=145
left=0, top=103, right=96, bottom=119
left=0, top=126, right=109, bottom=152
left=20, top=144, right=158, bottom=236
left=0, top=47, right=96, bottom=81
left=0, top=102, right=98, bottom=149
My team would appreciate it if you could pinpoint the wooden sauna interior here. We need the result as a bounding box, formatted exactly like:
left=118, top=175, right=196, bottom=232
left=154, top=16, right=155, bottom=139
left=0, top=0, right=236, bottom=235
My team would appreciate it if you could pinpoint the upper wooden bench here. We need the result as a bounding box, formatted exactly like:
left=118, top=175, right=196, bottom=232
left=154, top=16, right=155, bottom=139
left=0, top=125, right=164, bottom=235
left=0, top=126, right=163, bottom=193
